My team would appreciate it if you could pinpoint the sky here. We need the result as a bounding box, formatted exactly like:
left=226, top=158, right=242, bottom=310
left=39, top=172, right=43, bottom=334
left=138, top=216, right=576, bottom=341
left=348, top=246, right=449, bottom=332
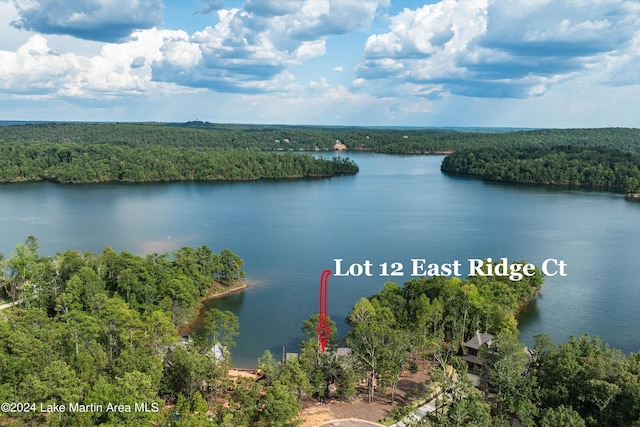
left=1, top=0, right=640, bottom=127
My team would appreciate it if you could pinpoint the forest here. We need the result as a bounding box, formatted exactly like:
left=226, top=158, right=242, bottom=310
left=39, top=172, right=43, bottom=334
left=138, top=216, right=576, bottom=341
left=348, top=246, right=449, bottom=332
left=0, top=237, right=301, bottom=426
left=1, top=122, right=640, bottom=154
left=0, top=142, right=358, bottom=183
left=314, top=272, right=640, bottom=427
left=440, top=146, right=640, bottom=193
left=3, top=122, right=640, bottom=185
left=3, top=122, right=640, bottom=425
left=1, top=238, right=639, bottom=426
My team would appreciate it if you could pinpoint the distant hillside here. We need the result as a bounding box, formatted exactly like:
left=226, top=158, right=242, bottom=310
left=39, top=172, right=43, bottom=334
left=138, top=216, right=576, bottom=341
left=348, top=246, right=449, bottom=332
left=1, top=122, right=639, bottom=154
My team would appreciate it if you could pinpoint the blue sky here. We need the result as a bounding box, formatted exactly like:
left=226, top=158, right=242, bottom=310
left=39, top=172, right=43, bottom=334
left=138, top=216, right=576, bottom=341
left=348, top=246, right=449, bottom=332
left=1, top=0, right=639, bottom=127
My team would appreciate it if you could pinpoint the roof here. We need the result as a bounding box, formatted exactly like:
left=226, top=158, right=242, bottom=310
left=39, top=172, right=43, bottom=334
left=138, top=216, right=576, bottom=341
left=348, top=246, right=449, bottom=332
left=461, top=353, right=485, bottom=366
left=336, top=347, right=352, bottom=357
left=465, top=332, right=494, bottom=350
left=285, top=352, right=298, bottom=363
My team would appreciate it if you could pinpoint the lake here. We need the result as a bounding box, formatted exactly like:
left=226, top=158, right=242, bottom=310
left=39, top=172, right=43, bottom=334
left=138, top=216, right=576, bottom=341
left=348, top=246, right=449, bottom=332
left=1, top=153, right=639, bottom=367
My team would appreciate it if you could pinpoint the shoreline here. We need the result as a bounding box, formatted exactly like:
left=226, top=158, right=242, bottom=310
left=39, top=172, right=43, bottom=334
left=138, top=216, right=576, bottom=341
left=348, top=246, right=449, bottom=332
left=178, top=279, right=252, bottom=336
left=202, top=279, right=250, bottom=301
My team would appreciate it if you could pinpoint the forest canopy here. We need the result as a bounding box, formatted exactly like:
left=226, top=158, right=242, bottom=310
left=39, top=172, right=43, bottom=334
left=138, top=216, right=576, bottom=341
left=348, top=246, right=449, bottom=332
left=441, top=146, right=640, bottom=193
left=0, top=237, right=258, bottom=425
left=1, top=122, right=640, bottom=153
left=3, top=122, right=640, bottom=184
left=0, top=142, right=358, bottom=183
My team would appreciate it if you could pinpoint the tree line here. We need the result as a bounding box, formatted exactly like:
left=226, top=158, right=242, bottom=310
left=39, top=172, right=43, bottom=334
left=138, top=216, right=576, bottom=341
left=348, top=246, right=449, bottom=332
left=2, top=122, right=640, bottom=154
left=441, top=145, right=640, bottom=193
left=0, top=142, right=358, bottom=183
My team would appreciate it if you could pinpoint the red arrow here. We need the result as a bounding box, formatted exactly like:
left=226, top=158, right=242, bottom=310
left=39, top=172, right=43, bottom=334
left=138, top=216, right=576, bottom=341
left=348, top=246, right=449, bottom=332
left=317, top=269, right=331, bottom=352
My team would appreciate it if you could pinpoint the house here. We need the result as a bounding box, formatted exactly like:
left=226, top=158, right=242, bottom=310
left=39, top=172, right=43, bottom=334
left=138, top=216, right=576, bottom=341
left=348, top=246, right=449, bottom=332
left=461, top=331, right=494, bottom=370
left=211, top=342, right=225, bottom=361
left=333, top=140, right=347, bottom=150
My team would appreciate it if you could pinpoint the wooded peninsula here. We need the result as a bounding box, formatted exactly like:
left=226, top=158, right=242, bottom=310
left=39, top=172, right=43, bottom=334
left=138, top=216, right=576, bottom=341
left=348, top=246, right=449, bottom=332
left=441, top=146, right=640, bottom=194
left=2, top=237, right=639, bottom=426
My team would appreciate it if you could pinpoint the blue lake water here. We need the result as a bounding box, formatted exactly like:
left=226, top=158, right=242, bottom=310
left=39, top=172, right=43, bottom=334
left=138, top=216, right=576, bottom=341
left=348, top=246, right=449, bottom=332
left=1, top=153, right=639, bottom=367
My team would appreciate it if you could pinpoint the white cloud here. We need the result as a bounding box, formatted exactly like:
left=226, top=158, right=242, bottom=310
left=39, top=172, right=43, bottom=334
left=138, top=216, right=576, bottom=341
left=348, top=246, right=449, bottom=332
left=358, top=0, right=488, bottom=90
left=245, top=0, right=390, bottom=37
left=0, top=35, right=82, bottom=94
left=0, top=1, right=30, bottom=50
left=158, top=33, right=202, bottom=68
left=151, top=1, right=388, bottom=93
left=295, top=40, right=326, bottom=61
left=230, top=78, right=408, bottom=124
left=5, top=0, right=164, bottom=42
left=244, top=0, right=307, bottom=17
left=152, top=9, right=299, bottom=93
left=0, top=0, right=391, bottom=99
left=0, top=29, right=198, bottom=99
left=356, top=0, right=640, bottom=98
left=282, top=0, right=390, bottom=39
left=333, top=66, right=343, bottom=72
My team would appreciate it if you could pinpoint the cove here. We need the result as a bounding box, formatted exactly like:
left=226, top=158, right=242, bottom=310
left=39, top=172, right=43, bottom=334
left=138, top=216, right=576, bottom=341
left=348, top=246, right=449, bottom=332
left=1, top=153, right=639, bottom=367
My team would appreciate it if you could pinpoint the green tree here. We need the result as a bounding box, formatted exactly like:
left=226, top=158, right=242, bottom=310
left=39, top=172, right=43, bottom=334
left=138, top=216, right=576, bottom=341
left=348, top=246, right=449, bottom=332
left=346, top=299, right=400, bottom=403
left=144, top=309, right=176, bottom=351
left=203, top=308, right=239, bottom=351
left=174, top=390, right=211, bottom=427
left=298, top=314, right=340, bottom=400
left=218, top=249, right=245, bottom=283
left=482, top=334, right=537, bottom=426
left=256, top=380, right=301, bottom=427
left=161, top=346, right=212, bottom=399
left=215, top=376, right=260, bottom=426
left=279, top=357, right=313, bottom=401
left=435, top=372, right=491, bottom=427
left=257, top=349, right=279, bottom=387
left=539, top=405, right=586, bottom=427
left=7, top=238, right=39, bottom=299
left=60, top=309, right=101, bottom=358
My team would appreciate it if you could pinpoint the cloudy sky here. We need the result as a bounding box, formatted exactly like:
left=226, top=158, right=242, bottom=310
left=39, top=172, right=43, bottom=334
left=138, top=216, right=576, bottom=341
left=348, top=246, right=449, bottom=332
left=1, top=0, right=640, bottom=127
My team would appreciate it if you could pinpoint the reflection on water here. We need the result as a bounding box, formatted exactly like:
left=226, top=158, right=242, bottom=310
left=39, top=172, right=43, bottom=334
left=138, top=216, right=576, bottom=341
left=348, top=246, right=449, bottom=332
left=180, top=289, right=247, bottom=335
left=208, top=291, right=246, bottom=312
left=516, top=296, right=541, bottom=328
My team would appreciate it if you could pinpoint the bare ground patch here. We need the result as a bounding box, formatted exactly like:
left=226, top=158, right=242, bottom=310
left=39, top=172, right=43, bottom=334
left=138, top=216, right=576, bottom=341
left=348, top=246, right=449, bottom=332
left=300, top=368, right=431, bottom=427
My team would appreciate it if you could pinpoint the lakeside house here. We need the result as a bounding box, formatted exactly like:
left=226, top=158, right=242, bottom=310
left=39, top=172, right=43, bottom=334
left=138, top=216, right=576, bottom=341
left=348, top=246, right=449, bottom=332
left=460, top=331, right=494, bottom=388
left=159, top=334, right=227, bottom=366
left=461, top=331, right=494, bottom=370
